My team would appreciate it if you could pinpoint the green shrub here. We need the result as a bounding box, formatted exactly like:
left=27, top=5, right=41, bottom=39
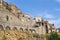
left=46, top=32, right=60, bottom=40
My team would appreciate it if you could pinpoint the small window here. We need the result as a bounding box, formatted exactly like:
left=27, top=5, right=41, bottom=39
left=6, top=26, right=11, bottom=30
left=6, top=16, right=9, bottom=21
left=36, top=22, right=41, bottom=26
left=34, top=25, right=39, bottom=27
left=22, top=15, right=24, bottom=17
left=20, top=28, right=23, bottom=31
left=25, top=29, right=28, bottom=31
left=42, top=23, right=44, bottom=26
left=13, top=27, right=17, bottom=30
left=29, top=29, right=32, bottom=32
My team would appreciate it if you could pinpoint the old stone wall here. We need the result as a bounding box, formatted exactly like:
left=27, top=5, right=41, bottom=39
left=0, top=1, right=56, bottom=40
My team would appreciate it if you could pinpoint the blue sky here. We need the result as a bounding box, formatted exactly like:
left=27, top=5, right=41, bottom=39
left=4, top=0, right=60, bottom=28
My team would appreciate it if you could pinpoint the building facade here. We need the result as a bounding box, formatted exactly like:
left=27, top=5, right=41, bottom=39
left=0, top=0, right=55, bottom=35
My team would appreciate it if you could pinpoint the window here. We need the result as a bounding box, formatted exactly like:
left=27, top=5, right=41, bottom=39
left=32, top=29, right=36, bottom=33
left=13, top=27, right=17, bottom=30
left=29, top=29, right=36, bottom=33
left=20, top=28, right=23, bottom=31
left=36, top=22, right=41, bottom=26
left=6, top=26, right=11, bottom=30
left=42, top=23, right=44, bottom=26
left=22, top=15, right=24, bottom=17
left=6, top=16, right=9, bottom=21
left=29, top=29, right=32, bottom=32
left=34, top=25, right=39, bottom=28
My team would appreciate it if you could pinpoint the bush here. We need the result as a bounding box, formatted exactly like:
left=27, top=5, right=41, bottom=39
left=46, top=32, right=60, bottom=40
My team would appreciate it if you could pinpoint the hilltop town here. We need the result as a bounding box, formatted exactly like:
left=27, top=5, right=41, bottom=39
left=0, top=0, right=60, bottom=40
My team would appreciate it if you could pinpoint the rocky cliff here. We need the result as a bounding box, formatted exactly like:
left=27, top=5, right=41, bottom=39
left=0, top=0, right=55, bottom=40
left=0, top=0, right=35, bottom=40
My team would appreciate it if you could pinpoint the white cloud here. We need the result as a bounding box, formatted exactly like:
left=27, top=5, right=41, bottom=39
left=39, top=11, right=54, bottom=19
left=36, top=11, right=60, bottom=28
left=48, top=19, right=60, bottom=28
left=42, top=11, right=60, bottom=28
left=55, top=0, right=60, bottom=3
left=44, top=13, right=54, bottom=19
left=39, top=11, right=60, bottom=28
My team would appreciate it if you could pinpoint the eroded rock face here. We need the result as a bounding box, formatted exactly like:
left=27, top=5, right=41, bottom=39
left=8, top=4, right=22, bottom=13
left=0, top=0, right=34, bottom=36
left=0, top=0, right=22, bottom=18
left=3, top=1, right=8, bottom=8
left=0, top=1, right=55, bottom=40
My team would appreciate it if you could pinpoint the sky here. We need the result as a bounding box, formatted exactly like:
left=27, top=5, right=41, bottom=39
left=4, top=0, right=60, bottom=28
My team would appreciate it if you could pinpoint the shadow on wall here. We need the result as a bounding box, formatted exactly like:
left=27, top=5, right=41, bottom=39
left=0, top=25, right=4, bottom=30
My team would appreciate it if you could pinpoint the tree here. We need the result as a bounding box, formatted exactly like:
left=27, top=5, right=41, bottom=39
left=46, top=32, right=60, bottom=40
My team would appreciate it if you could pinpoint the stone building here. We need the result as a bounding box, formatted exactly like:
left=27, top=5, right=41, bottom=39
left=0, top=0, right=55, bottom=35
left=56, top=28, right=60, bottom=33
left=31, top=17, right=55, bottom=34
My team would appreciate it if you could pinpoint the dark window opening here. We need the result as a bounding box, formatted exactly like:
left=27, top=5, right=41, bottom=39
left=6, top=16, right=9, bottom=21
left=22, top=15, right=24, bottom=17
left=13, top=27, right=17, bottom=30
left=33, top=24, right=39, bottom=28
left=36, top=22, right=41, bottom=26
left=20, top=28, right=23, bottom=31
left=6, top=26, right=11, bottom=30
left=42, top=23, right=44, bottom=26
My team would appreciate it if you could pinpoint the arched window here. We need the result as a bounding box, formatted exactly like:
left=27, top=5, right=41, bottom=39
left=32, top=29, right=36, bottom=33
left=13, top=27, right=17, bottom=30
left=25, top=29, right=28, bottom=31
left=0, top=25, right=4, bottom=30
left=20, top=28, right=23, bottom=31
left=29, top=29, right=36, bottom=33
left=6, top=26, right=11, bottom=30
left=29, top=29, right=32, bottom=32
